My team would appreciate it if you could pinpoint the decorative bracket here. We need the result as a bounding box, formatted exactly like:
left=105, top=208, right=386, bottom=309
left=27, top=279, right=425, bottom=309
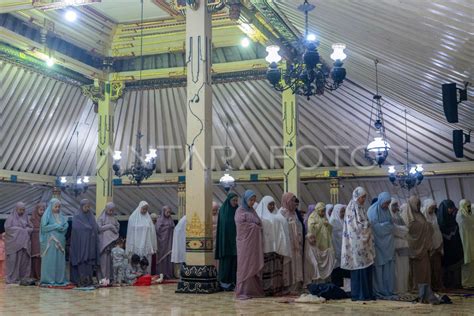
left=82, top=79, right=105, bottom=103
left=110, top=81, right=125, bottom=101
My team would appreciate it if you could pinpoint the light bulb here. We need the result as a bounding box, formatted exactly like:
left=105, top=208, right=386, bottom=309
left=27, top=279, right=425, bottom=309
left=241, top=37, right=250, bottom=48
left=46, top=57, right=55, bottom=67
left=409, top=166, right=417, bottom=174
left=265, top=45, right=282, bottom=64
left=60, top=176, right=67, bottom=183
left=416, top=164, right=424, bottom=172
left=144, top=154, right=152, bottom=163
left=76, top=178, right=83, bottom=184
left=306, top=33, right=317, bottom=42
left=330, top=43, right=347, bottom=61
left=113, top=151, right=122, bottom=160
left=388, top=166, right=396, bottom=174
left=65, top=9, right=77, bottom=22
left=148, top=148, right=157, bottom=158
left=83, top=176, right=89, bottom=183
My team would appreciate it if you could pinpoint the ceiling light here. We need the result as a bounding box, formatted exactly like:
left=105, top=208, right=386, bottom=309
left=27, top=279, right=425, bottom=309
left=306, top=33, right=317, bottom=42
left=46, top=57, right=55, bottom=67
left=241, top=37, right=250, bottom=48
left=65, top=9, right=77, bottom=22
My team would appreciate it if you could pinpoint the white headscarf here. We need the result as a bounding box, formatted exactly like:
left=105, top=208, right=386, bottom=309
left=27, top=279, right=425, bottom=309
left=325, top=204, right=334, bottom=220
left=255, top=196, right=291, bottom=257
left=421, top=198, right=443, bottom=251
left=126, top=201, right=157, bottom=257
left=329, top=204, right=345, bottom=267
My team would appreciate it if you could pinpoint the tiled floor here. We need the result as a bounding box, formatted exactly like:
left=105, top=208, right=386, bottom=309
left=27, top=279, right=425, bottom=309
left=1, top=281, right=473, bottom=315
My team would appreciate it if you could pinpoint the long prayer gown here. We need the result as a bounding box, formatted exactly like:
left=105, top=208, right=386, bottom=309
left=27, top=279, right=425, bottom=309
left=368, top=198, right=396, bottom=298
left=341, top=198, right=375, bottom=301
left=215, top=193, right=238, bottom=287
left=70, top=211, right=99, bottom=285
left=30, top=209, right=42, bottom=280
left=279, top=207, right=304, bottom=292
left=305, top=213, right=335, bottom=285
left=171, top=216, right=187, bottom=264
left=235, top=207, right=264, bottom=299
left=97, top=212, right=119, bottom=280
left=456, top=205, right=474, bottom=288
left=4, top=212, right=32, bottom=284
left=40, top=213, right=69, bottom=286
left=391, top=212, right=410, bottom=294
left=155, top=216, right=175, bottom=279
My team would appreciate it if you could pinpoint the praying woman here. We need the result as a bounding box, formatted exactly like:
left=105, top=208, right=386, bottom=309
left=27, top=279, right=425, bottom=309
left=40, top=199, right=69, bottom=286
left=70, top=199, right=99, bottom=286
left=235, top=190, right=264, bottom=299
left=341, top=187, right=375, bottom=301
left=4, top=202, right=33, bottom=284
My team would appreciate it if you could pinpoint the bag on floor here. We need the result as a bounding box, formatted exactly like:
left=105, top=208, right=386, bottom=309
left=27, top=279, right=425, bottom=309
left=307, top=282, right=348, bottom=300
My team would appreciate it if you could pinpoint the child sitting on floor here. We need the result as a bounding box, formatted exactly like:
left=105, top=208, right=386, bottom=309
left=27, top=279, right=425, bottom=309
left=124, top=254, right=143, bottom=285
left=111, top=239, right=127, bottom=286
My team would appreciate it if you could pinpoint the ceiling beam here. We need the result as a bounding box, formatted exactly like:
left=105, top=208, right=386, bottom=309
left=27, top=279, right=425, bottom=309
left=110, top=58, right=268, bottom=82
left=2, top=162, right=473, bottom=186
left=1, top=27, right=104, bottom=80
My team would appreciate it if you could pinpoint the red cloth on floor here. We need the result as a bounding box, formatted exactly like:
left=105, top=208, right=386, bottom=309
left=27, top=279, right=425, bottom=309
left=134, top=274, right=152, bottom=286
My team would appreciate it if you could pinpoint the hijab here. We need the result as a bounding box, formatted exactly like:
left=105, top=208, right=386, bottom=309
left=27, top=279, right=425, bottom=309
left=30, top=202, right=46, bottom=229
left=155, top=206, right=175, bottom=232
left=97, top=202, right=120, bottom=253
left=4, top=202, right=32, bottom=256
left=40, top=198, right=67, bottom=250
left=307, top=202, right=332, bottom=251
left=341, top=186, right=374, bottom=270
left=215, top=192, right=239, bottom=259
left=367, top=192, right=394, bottom=265
left=389, top=198, right=405, bottom=226
left=241, top=190, right=256, bottom=211
left=325, top=204, right=334, bottom=220
left=456, top=199, right=474, bottom=264
left=281, top=192, right=296, bottom=213
left=255, top=196, right=291, bottom=257
left=421, top=199, right=443, bottom=251
left=329, top=204, right=345, bottom=266
left=126, top=201, right=157, bottom=256
left=70, top=199, right=99, bottom=266
left=437, top=199, right=457, bottom=232
left=406, top=196, right=432, bottom=259
left=304, top=204, right=316, bottom=229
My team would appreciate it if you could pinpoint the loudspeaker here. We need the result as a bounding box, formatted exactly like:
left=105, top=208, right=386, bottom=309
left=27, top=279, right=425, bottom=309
left=453, top=130, right=464, bottom=158
left=442, top=83, right=458, bottom=123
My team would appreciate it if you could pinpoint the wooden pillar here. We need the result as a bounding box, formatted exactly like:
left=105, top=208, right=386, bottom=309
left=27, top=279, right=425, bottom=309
left=177, top=0, right=217, bottom=294
left=282, top=87, right=300, bottom=197
left=95, top=81, right=114, bottom=218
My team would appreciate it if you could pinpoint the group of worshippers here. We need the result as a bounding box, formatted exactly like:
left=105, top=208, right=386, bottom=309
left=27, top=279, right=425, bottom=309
left=2, top=199, right=177, bottom=287
left=210, top=188, right=474, bottom=301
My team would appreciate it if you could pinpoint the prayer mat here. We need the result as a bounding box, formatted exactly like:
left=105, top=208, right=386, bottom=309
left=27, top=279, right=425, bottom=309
left=73, top=286, right=96, bottom=291
left=39, top=284, right=75, bottom=290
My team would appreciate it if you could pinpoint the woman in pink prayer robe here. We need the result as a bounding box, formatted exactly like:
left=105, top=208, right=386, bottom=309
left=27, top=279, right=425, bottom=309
left=235, top=190, right=265, bottom=300
left=5, top=202, right=33, bottom=284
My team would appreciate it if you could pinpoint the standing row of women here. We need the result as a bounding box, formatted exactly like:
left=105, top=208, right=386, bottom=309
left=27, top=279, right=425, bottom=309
left=215, top=188, right=474, bottom=301
left=3, top=199, right=176, bottom=286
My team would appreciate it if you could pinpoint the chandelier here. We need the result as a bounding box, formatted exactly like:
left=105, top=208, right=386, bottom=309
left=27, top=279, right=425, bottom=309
left=112, top=1, right=157, bottom=185
left=265, top=0, right=347, bottom=100
left=388, top=109, right=424, bottom=190
left=113, top=132, right=157, bottom=185
left=365, top=59, right=391, bottom=167
left=59, top=131, right=89, bottom=197
left=219, top=122, right=235, bottom=192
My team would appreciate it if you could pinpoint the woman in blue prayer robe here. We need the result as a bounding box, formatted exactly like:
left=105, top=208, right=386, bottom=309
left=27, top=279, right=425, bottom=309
left=367, top=192, right=396, bottom=298
left=40, top=198, right=69, bottom=286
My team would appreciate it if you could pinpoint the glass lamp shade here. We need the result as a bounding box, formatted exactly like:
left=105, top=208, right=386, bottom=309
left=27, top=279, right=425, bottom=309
left=76, top=178, right=83, bottom=184
left=60, top=176, right=67, bottom=183
left=83, top=176, right=90, bottom=183
left=265, top=45, right=282, bottom=63
left=148, top=148, right=158, bottom=159
left=330, top=43, right=347, bottom=61
left=219, top=173, right=235, bottom=192
left=367, top=137, right=391, bottom=153
left=113, top=151, right=122, bottom=161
